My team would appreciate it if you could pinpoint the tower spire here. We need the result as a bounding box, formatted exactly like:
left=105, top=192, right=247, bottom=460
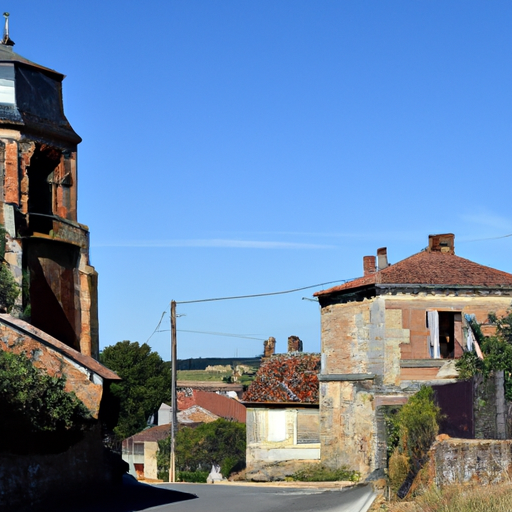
left=2, top=12, right=14, bottom=46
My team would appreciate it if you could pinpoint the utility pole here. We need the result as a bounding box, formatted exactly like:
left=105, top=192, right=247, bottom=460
left=169, top=300, right=177, bottom=482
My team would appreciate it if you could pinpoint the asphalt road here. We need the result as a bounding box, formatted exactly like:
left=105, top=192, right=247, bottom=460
left=151, top=482, right=376, bottom=512
left=46, top=476, right=376, bottom=512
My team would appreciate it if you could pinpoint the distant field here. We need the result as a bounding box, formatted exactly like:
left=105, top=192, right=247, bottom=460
left=177, top=369, right=257, bottom=386
left=177, top=370, right=231, bottom=381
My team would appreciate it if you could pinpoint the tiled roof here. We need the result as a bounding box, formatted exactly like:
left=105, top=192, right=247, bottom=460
left=177, top=389, right=246, bottom=423
left=0, top=313, right=120, bottom=381
left=127, top=424, right=170, bottom=443
left=243, top=353, right=320, bottom=403
left=177, top=405, right=219, bottom=424
left=315, top=250, right=512, bottom=297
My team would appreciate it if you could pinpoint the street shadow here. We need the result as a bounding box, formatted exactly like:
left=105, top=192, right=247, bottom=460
left=46, top=474, right=198, bottom=512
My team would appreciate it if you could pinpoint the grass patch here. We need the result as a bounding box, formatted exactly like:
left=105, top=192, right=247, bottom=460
left=177, top=370, right=232, bottom=381
left=288, top=464, right=360, bottom=482
left=384, top=483, right=512, bottom=512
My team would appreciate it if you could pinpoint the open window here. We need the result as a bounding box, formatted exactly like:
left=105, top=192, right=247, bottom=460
left=27, top=144, right=62, bottom=234
left=426, top=311, right=463, bottom=359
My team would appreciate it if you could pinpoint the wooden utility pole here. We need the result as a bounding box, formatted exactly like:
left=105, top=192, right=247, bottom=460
left=169, top=300, right=177, bottom=482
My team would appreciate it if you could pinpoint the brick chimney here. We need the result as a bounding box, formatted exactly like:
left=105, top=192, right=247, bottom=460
left=263, top=337, right=276, bottom=358
left=377, top=247, right=388, bottom=270
left=428, top=234, right=455, bottom=254
left=287, top=336, right=303, bottom=353
left=363, top=256, right=376, bottom=276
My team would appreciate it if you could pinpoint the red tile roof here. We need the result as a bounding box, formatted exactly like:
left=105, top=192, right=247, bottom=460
left=127, top=424, right=171, bottom=443
left=315, top=250, right=512, bottom=297
left=0, top=313, right=120, bottom=381
left=177, top=389, right=246, bottom=423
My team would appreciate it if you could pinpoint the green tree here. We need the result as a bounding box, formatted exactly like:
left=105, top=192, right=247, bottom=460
left=157, top=419, right=246, bottom=480
left=100, top=340, right=172, bottom=440
left=456, top=311, right=512, bottom=399
left=0, top=350, right=92, bottom=452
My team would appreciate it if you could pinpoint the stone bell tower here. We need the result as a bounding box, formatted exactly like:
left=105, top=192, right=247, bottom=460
left=0, top=14, right=99, bottom=358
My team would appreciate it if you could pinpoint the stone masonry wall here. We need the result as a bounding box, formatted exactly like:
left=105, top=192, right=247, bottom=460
left=319, top=380, right=376, bottom=475
left=319, top=292, right=511, bottom=478
left=0, top=425, right=118, bottom=511
left=319, top=297, right=409, bottom=475
left=429, top=438, right=512, bottom=486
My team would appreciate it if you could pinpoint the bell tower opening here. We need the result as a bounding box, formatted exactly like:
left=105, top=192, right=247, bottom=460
left=27, top=143, right=61, bottom=234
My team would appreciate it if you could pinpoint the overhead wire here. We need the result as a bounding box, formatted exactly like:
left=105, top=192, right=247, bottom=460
left=144, top=233, right=512, bottom=343
left=175, top=278, right=353, bottom=305
left=145, top=310, right=166, bottom=344
left=143, top=278, right=351, bottom=342
left=460, top=233, right=512, bottom=243
left=157, top=329, right=266, bottom=341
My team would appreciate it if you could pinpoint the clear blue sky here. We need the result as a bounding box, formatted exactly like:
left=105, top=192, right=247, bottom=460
left=7, top=1, right=512, bottom=360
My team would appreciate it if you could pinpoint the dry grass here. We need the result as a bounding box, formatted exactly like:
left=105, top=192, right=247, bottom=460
left=382, top=483, right=512, bottom=512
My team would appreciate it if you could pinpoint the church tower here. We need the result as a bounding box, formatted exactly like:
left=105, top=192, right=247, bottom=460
left=0, top=14, right=99, bottom=358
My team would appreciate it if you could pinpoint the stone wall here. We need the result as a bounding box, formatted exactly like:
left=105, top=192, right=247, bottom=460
left=246, top=407, right=320, bottom=481
left=318, top=292, right=511, bottom=478
left=0, top=425, right=121, bottom=511
left=429, top=438, right=512, bottom=486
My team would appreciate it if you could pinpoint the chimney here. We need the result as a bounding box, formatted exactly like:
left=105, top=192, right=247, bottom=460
left=377, top=247, right=388, bottom=270
left=288, top=336, right=303, bottom=353
left=363, top=256, right=376, bottom=276
left=428, top=234, right=455, bottom=254
left=263, top=337, right=276, bottom=358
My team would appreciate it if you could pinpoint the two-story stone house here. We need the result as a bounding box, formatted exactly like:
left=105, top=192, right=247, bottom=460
left=314, top=233, right=512, bottom=477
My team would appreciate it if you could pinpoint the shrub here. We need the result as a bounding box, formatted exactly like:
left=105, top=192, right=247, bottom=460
left=0, top=350, right=93, bottom=453
left=397, top=386, right=441, bottom=472
left=177, top=471, right=209, bottom=483
left=388, top=448, right=410, bottom=493
left=157, top=418, right=246, bottom=480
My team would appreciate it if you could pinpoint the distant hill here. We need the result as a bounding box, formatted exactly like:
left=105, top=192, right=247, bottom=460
left=176, top=356, right=261, bottom=371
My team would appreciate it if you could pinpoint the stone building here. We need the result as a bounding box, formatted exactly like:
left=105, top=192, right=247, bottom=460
left=244, top=352, right=320, bottom=480
left=0, top=25, right=98, bottom=357
left=314, top=233, right=512, bottom=478
left=0, top=18, right=122, bottom=511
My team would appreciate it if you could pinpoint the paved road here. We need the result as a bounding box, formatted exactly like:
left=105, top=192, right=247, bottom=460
left=151, top=482, right=376, bottom=512
left=49, top=476, right=376, bottom=512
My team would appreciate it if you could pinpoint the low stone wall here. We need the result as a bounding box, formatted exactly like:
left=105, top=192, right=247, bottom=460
left=246, top=459, right=320, bottom=482
left=0, top=425, right=123, bottom=511
left=429, top=438, right=512, bottom=486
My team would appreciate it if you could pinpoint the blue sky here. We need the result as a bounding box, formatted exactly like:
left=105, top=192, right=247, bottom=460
left=6, top=1, right=512, bottom=360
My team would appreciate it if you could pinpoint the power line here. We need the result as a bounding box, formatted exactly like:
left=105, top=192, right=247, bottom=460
left=461, top=233, right=512, bottom=243
left=157, top=329, right=266, bottom=341
left=175, top=279, right=352, bottom=305
left=145, top=310, right=166, bottom=344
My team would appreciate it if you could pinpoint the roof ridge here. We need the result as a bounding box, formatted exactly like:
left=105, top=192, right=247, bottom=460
left=315, top=248, right=512, bottom=297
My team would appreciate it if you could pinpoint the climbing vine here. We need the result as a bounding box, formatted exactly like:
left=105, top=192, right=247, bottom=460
left=0, top=225, right=19, bottom=313
left=456, top=311, right=512, bottom=400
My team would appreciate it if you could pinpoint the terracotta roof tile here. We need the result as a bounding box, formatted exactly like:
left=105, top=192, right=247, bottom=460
left=315, top=251, right=512, bottom=297
left=127, top=424, right=170, bottom=443
left=243, top=353, right=319, bottom=403
left=177, top=389, right=246, bottom=423
left=0, top=313, right=120, bottom=380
